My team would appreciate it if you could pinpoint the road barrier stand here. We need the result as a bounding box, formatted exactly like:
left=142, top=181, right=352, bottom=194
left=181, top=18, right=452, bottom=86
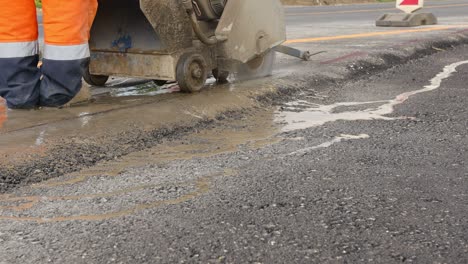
left=376, top=0, right=437, bottom=27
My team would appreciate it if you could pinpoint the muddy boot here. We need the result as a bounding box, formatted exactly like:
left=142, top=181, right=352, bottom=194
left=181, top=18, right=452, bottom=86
left=62, top=83, right=92, bottom=107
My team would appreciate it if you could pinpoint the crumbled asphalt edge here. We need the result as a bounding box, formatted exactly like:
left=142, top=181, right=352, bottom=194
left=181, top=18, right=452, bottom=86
left=1, top=35, right=468, bottom=193
left=258, top=36, right=468, bottom=105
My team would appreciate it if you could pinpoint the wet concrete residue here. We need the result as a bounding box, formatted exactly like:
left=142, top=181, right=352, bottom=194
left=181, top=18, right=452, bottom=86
left=287, top=134, right=370, bottom=156
left=276, top=60, right=468, bottom=132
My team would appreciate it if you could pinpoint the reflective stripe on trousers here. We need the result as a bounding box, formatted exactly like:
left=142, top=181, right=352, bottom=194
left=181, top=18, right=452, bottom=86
left=43, top=44, right=91, bottom=61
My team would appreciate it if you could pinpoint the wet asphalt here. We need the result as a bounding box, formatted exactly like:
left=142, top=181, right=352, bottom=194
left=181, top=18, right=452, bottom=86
left=1, top=43, right=467, bottom=263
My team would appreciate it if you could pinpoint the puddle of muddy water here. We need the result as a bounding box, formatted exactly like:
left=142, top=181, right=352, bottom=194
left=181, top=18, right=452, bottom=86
left=0, top=84, right=182, bottom=159
left=0, top=76, right=276, bottom=166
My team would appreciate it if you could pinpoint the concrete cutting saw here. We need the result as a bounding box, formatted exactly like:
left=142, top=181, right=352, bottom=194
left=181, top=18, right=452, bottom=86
left=85, top=0, right=308, bottom=92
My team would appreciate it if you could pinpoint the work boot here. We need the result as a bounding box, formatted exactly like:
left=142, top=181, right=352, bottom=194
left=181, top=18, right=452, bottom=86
left=39, top=59, right=88, bottom=107
left=61, top=82, right=92, bottom=107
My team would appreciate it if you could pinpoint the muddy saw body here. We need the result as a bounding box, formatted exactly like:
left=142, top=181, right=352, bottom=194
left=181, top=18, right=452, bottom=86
left=86, top=0, right=288, bottom=92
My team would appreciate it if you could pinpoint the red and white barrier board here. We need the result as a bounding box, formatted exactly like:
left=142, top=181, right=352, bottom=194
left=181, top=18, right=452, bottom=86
left=397, top=0, right=424, bottom=14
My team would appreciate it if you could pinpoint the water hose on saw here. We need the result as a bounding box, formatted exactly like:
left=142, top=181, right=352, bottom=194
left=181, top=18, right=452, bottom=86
left=181, top=0, right=225, bottom=45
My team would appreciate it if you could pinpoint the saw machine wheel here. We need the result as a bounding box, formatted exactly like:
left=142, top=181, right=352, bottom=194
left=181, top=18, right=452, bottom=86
left=176, top=53, right=209, bottom=93
left=83, top=64, right=109, bottom=87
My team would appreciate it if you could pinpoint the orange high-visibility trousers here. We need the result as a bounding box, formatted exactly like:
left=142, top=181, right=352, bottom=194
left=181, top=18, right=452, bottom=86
left=0, top=0, right=98, bottom=108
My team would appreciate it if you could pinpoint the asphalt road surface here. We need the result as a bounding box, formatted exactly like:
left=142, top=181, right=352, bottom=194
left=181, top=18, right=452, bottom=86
left=2, top=38, right=468, bottom=264
left=1, top=1, right=468, bottom=263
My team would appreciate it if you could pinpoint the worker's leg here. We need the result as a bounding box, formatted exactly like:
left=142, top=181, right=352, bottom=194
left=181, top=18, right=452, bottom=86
left=40, top=0, right=97, bottom=107
left=0, top=0, right=40, bottom=109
